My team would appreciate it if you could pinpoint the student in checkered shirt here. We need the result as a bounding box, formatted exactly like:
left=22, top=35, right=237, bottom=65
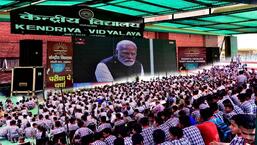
left=228, top=114, right=246, bottom=145
left=102, top=128, right=116, bottom=145
left=116, top=126, right=132, bottom=145
left=238, top=114, right=256, bottom=145
left=210, top=114, right=249, bottom=145
left=223, top=99, right=238, bottom=119
left=178, top=115, right=205, bottom=145
left=140, top=117, right=155, bottom=145
left=155, top=115, right=170, bottom=141
left=153, top=129, right=172, bottom=145
left=91, top=132, right=107, bottom=145
left=97, top=116, right=112, bottom=133
left=132, top=133, right=143, bottom=145
left=238, top=93, right=254, bottom=114
left=169, top=127, right=191, bottom=145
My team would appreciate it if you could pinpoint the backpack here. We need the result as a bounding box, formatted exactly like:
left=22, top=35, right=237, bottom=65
left=210, top=117, right=232, bottom=142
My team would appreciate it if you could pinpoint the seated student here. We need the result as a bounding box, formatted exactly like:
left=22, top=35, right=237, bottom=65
left=178, top=115, right=205, bottom=145
left=223, top=100, right=237, bottom=120
left=169, top=127, right=191, bottom=145
left=238, top=114, right=256, bottom=145
left=203, top=106, right=232, bottom=142
left=102, top=128, right=117, bottom=145
left=210, top=114, right=245, bottom=145
left=153, top=129, right=171, bottom=145
left=238, top=93, right=254, bottom=114
left=114, top=137, right=125, bottom=145
left=140, top=117, right=154, bottom=145
left=132, top=133, right=144, bottom=145
left=91, top=132, right=106, bottom=145
left=197, top=109, right=220, bottom=145
left=7, top=120, right=20, bottom=143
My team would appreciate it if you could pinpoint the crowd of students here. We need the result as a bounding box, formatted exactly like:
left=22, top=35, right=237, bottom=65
left=0, top=61, right=256, bottom=145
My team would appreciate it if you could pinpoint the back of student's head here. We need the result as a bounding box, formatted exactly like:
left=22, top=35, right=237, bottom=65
left=239, top=114, right=256, bottom=129
left=179, top=115, right=191, bottom=128
left=169, top=127, right=184, bottom=139
left=81, top=134, right=94, bottom=144
left=237, top=93, right=246, bottom=102
left=209, top=102, right=219, bottom=113
left=223, top=99, right=233, bottom=107
left=132, top=133, right=143, bottom=145
left=153, top=129, right=165, bottom=144
left=200, top=108, right=213, bottom=121
left=131, top=123, right=142, bottom=134
left=231, top=114, right=244, bottom=126
left=102, top=128, right=112, bottom=135
left=139, top=117, right=149, bottom=126
left=114, top=137, right=125, bottom=145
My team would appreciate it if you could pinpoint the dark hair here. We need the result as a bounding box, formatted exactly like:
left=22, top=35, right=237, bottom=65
left=200, top=108, right=213, bottom=121
left=169, top=127, right=183, bottom=139
left=132, top=133, right=143, bottom=145
left=237, top=93, right=246, bottom=102
left=223, top=99, right=234, bottom=109
left=153, top=129, right=165, bottom=144
left=131, top=123, right=142, bottom=134
left=77, top=120, right=84, bottom=128
left=114, top=137, right=125, bottom=145
left=179, top=115, right=191, bottom=128
left=139, top=117, right=149, bottom=126
left=102, top=128, right=112, bottom=135
left=81, top=134, right=94, bottom=144
left=230, top=114, right=243, bottom=126
left=55, top=121, right=61, bottom=128
left=209, top=102, right=219, bottom=113
left=239, top=114, right=256, bottom=129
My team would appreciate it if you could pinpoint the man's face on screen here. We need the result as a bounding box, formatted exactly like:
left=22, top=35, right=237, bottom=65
left=118, top=44, right=137, bottom=66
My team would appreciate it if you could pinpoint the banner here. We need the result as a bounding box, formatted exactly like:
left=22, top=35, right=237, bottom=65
left=178, top=47, right=206, bottom=70
left=46, top=42, right=73, bottom=88
left=10, top=6, right=144, bottom=37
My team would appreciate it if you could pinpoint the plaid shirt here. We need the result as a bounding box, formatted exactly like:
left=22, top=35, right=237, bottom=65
left=165, top=117, right=179, bottom=128
left=97, top=123, right=112, bottom=132
left=233, top=105, right=244, bottom=114
left=253, top=105, right=257, bottom=115
left=183, top=126, right=205, bottom=145
left=160, top=141, right=172, bottom=145
left=74, top=127, right=94, bottom=138
left=157, top=123, right=171, bottom=141
left=114, top=120, right=125, bottom=127
left=104, top=135, right=116, bottom=145
left=91, top=140, right=107, bottom=145
left=141, top=127, right=154, bottom=145
left=124, top=137, right=132, bottom=145
left=249, top=99, right=257, bottom=115
left=170, top=137, right=191, bottom=145
left=230, top=135, right=245, bottom=145
left=225, top=111, right=237, bottom=119
left=241, top=101, right=253, bottom=114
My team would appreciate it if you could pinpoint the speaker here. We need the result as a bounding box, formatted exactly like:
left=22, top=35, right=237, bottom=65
left=12, top=67, right=33, bottom=91
left=20, top=40, right=42, bottom=66
left=11, top=67, right=44, bottom=94
left=206, top=47, right=220, bottom=64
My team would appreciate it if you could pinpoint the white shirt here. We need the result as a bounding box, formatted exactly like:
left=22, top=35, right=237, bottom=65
left=95, top=62, right=144, bottom=82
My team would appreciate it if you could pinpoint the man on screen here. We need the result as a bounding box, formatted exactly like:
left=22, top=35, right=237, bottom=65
left=95, top=40, right=144, bottom=82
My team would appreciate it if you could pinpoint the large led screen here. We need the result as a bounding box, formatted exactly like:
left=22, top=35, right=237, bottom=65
left=73, top=37, right=176, bottom=83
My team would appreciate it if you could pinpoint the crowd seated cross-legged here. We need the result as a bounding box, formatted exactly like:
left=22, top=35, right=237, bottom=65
left=0, top=61, right=256, bottom=145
